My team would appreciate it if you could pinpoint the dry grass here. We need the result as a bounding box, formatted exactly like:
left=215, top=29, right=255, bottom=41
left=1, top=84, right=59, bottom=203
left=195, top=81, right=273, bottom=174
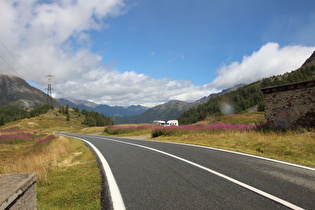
left=152, top=130, right=315, bottom=168
left=0, top=135, right=70, bottom=182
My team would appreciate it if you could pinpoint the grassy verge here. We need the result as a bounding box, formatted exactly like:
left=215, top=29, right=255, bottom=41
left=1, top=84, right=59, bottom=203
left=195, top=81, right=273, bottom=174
left=37, top=138, right=102, bottom=209
left=0, top=109, right=102, bottom=209
left=152, top=131, right=315, bottom=168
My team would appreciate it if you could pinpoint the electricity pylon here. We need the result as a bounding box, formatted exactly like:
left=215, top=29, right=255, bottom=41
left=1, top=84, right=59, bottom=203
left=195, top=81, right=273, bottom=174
left=44, top=73, right=55, bottom=105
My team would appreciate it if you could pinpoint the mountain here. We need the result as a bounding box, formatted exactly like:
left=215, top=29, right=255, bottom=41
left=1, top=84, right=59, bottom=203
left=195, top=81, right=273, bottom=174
left=57, top=98, right=149, bottom=117
left=113, top=84, right=244, bottom=124
left=57, top=98, right=96, bottom=112
left=0, top=74, right=60, bottom=108
left=195, top=83, right=245, bottom=105
left=178, top=51, right=315, bottom=125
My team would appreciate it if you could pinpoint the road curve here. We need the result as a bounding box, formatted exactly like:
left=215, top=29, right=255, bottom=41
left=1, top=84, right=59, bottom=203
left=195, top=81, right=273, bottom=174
left=57, top=132, right=315, bottom=210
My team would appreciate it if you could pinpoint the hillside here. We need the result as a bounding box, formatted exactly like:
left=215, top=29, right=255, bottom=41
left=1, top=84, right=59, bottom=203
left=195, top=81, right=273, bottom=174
left=113, top=84, right=244, bottom=124
left=178, top=51, right=315, bottom=125
left=0, top=74, right=60, bottom=108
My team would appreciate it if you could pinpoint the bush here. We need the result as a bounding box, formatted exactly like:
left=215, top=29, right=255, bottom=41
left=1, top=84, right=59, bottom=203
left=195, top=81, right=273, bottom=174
left=151, top=128, right=167, bottom=137
left=254, top=122, right=291, bottom=133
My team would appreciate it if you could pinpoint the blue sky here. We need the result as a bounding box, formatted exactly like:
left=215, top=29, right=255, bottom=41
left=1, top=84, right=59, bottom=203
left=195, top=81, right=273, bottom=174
left=93, top=0, right=315, bottom=84
left=0, top=0, right=315, bottom=106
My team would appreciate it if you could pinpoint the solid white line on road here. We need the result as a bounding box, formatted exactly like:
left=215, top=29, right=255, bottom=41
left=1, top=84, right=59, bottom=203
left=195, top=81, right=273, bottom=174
left=100, top=137, right=304, bottom=210
left=161, top=141, right=315, bottom=171
left=63, top=134, right=126, bottom=210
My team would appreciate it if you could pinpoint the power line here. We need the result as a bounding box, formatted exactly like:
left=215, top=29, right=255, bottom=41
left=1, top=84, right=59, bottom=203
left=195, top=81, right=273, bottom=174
left=0, top=40, right=41, bottom=82
left=0, top=55, right=24, bottom=78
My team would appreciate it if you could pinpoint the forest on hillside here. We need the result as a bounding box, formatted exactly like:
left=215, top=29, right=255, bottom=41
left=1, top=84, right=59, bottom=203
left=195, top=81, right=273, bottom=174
left=0, top=103, right=114, bottom=127
left=67, top=106, right=114, bottom=127
left=178, top=64, right=315, bottom=125
left=0, top=104, right=54, bottom=126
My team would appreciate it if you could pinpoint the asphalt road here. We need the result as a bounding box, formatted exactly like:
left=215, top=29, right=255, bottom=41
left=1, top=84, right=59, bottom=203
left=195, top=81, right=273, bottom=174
left=57, top=133, right=315, bottom=210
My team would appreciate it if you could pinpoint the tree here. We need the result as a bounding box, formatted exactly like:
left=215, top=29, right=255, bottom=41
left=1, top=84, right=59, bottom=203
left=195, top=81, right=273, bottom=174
left=65, top=104, right=69, bottom=114
left=0, top=115, right=5, bottom=126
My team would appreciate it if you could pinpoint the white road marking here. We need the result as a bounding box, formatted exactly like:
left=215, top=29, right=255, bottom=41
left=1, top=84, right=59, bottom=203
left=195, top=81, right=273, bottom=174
left=62, top=134, right=126, bottom=210
left=164, top=141, right=315, bottom=171
left=123, top=137, right=315, bottom=171
left=99, top=137, right=304, bottom=210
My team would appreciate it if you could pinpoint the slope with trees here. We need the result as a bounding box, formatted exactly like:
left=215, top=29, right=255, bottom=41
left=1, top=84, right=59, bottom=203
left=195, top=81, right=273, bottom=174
left=178, top=54, right=315, bottom=125
left=0, top=104, right=54, bottom=126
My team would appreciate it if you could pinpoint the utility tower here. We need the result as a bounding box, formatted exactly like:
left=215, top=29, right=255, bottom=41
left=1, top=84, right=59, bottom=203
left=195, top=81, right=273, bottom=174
left=44, top=73, right=55, bottom=105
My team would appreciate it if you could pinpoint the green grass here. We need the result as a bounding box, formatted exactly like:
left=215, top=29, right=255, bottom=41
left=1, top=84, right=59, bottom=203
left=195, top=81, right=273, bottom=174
left=152, top=131, right=315, bottom=168
left=205, top=112, right=265, bottom=125
left=37, top=139, right=102, bottom=210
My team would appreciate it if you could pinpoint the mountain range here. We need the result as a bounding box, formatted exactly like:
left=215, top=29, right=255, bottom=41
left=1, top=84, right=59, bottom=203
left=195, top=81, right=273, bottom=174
left=57, top=84, right=244, bottom=124
left=0, top=73, right=243, bottom=124
left=57, top=98, right=149, bottom=117
left=112, top=84, right=244, bottom=124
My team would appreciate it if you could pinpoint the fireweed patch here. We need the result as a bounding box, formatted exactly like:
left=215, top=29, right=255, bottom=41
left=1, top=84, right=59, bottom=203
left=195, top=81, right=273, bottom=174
left=151, top=124, right=255, bottom=137
left=32, top=135, right=55, bottom=151
left=104, top=125, right=153, bottom=135
left=0, top=132, right=33, bottom=144
left=0, top=128, right=25, bottom=133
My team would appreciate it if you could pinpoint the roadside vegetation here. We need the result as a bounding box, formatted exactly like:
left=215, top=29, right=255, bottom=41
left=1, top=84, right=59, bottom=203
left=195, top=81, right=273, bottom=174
left=103, top=112, right=315, bottom=168
left=0, top=108, right=104, bottom=209
left=103, top=124, right=153, bottom=136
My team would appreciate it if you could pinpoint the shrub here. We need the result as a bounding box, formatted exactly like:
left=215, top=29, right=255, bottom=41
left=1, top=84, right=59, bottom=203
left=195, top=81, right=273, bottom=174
left=254, top=122, right=288, bottom=133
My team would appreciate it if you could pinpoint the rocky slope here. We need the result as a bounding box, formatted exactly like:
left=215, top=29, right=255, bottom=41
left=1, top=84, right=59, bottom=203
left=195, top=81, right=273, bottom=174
left=0, top=74, right=60, bottom=108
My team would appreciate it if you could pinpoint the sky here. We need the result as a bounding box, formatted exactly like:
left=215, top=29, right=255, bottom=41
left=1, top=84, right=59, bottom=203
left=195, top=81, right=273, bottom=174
left=0, top=0, right=315, bottom=107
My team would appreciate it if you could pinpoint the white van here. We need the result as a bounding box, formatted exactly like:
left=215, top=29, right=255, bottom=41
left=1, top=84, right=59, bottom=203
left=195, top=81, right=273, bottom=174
left=153, top=120, right=165, bottom=126
left=166, top=120, right=178, bottom=126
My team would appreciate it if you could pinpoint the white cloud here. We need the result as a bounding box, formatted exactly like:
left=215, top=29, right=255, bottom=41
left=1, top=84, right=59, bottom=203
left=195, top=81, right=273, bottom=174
left=0, top=0, right=217, bottom=107
left=55, top=68, right=216, bottom=107
left=209, top=43, right=315, bottom=88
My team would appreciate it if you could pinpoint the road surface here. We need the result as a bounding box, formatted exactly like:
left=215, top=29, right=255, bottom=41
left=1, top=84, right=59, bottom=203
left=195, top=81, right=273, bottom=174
left=57, top=133, right=315, bottom=210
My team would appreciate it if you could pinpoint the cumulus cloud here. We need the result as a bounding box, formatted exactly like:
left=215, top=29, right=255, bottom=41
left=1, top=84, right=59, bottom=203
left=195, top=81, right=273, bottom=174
left=0, top=0, right=216, bottom=107
left=209, top=43, right=315, bottom=88
left=55, top=68, right=216, bottom=107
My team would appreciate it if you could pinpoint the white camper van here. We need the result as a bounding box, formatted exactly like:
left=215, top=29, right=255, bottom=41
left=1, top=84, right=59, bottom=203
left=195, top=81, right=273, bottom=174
left=166, top=120, right=178, bottom=126
left=153, top=120, right=165, bottom=126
